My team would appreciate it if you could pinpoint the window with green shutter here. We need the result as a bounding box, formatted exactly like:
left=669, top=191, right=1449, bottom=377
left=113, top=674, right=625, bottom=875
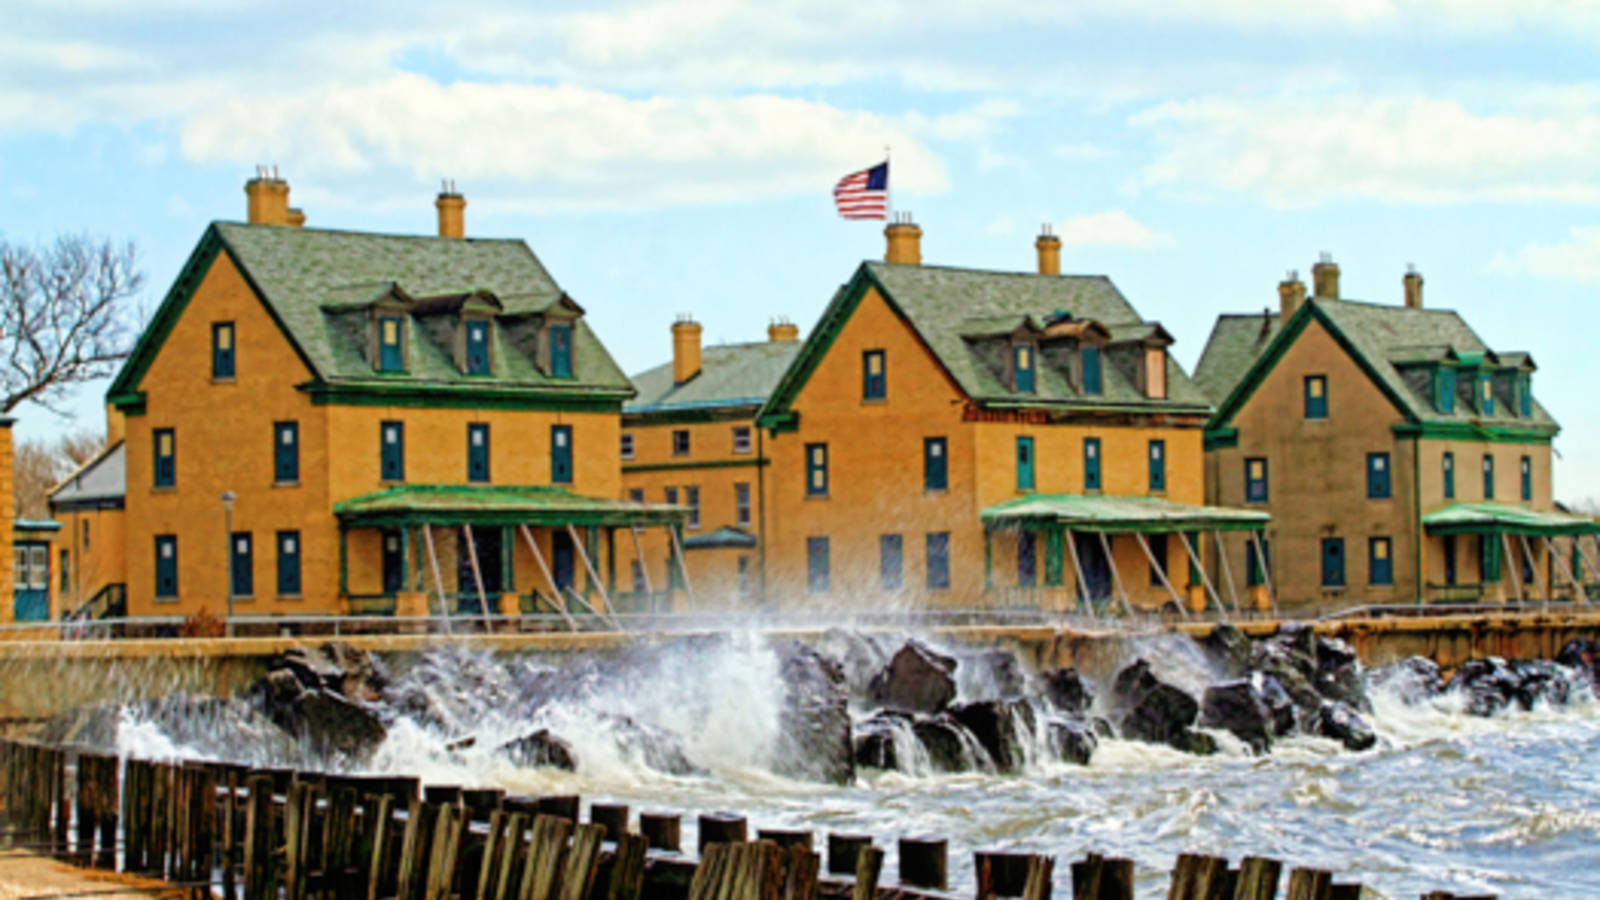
left=468, top=424, right=490, bottom=483
left=212, top=322, right=235, bottom=378
left=1081, top=346, right=1102, bottom=395
left=1367, top=452, right=1391, bottom=499
left=862, top=350, right=886, bottom=400
left=1304, top=375, right=1328, bottom=419
left=1321, top=538, right=1345, bottom=587
left=806, top=443, right=828, bottom=496
left=1369, top=537, right=1393, bottom=586
left=1483, top=454, right=1495, bottom=499
left=1521, top=455, right=1531, bottom=501
left=277, top=530, right=301, bottom=596
left=550, top=425, right=573, bottom=484
left=154, top=535, right=178, bottom=599
left=377, top=316, right=405, bottom=371
left=924, top=438, right=947, bottom=491
left=1245, top=457, right=1268, bottom=503
left=1443, top=452, right=1455, bottom=499
left=274, top=421, right=298, bottom=483
left=1013, top=344, right=1035, bottom=393
left=380, top=421, right=404, bottom=481
left=549, top=325, right=573, bottom=378
left=465, top=320, right=491, bottom=375
left=1148, top=439, right=1165, bottom=492
left=1016, top=436, right=1035, bottom=491
left=1434, top=365, right=1456, bottom=413
left=153, top=429, right=175, bottom=487
left=230, top=532, right=252, bottom=597
left=1084, top=438, right=1101, bottom=491
left=1478, top=373, right=1494, bottom=415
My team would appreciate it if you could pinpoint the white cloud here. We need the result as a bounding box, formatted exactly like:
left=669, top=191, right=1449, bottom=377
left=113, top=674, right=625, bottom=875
left=1053, top=210, right=1173, bottom=249
left=1052, top=142, right=1112, bottom=161
left=1490, top=227, right=1600, bottom=285
left=177, top=74, right=949, bottom=212
left=1131, top=94, right=1600, bottom=207
left=984, top=215, right=1016, bottom=237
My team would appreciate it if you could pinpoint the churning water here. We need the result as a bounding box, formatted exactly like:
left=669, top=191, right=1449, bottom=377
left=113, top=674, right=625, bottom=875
left=108, top=630, right=1600, bottom=900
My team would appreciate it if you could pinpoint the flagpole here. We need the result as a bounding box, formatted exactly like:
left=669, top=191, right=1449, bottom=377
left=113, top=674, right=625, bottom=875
left=884, top=144, right=892, bottom=220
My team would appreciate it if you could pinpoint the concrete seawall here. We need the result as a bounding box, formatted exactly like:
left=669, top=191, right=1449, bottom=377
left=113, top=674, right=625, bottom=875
left=1, top=611, right=1596, bottom=721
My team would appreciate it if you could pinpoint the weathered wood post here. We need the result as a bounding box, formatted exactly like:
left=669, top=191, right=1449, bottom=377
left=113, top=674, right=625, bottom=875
left=758, top=828, right=813, bottom=851
left=1232, top=857, right=1282, bottom=900
left=539, top=794, right=581, bottom=823
left=853, top=846, right=885, bottom=900
left=898, top=836, right=948, bottom=891
left=827, top=833, right=872, bottom=876
left=1285, top=867, right=1332, bottom=900
left=242, top=774, right=277, bottom=900
left=591, top=802, right=630, bottom=839
left=1069, top=853, right=1133, bottom=900
left=697, top=813, right=748, bottom=855
left=641, top=812, right=682, bottom=852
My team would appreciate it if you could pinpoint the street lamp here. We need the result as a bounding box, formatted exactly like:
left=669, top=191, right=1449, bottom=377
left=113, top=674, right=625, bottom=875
left=221, top=491, right=237, bottom=637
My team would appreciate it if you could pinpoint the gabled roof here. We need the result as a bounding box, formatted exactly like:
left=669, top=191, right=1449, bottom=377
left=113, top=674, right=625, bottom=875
left=47, top=440, right=125, bottom=510
left=759, top=261, right=1211, bottom=426
left=628, top=340, right=802, bottom=415
left=1204, top=298, right=1558, bottom=436
left=109, top=222, right=633, bottom=410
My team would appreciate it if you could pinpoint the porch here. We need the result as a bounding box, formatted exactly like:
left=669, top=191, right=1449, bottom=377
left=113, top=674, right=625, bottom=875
left=979, top=494, right=1272, bottom=618
left=1422, top=502, right=1600, bottom=607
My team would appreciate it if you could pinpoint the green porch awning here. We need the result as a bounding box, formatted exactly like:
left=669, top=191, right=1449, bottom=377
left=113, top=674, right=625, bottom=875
left=981, top=494, right=1270, bottom=533
left=682, top=526, right=758, bottom=550
left=1421, top=502, right=1600, bottom=537
left=333, top=485, right=687, bottom=528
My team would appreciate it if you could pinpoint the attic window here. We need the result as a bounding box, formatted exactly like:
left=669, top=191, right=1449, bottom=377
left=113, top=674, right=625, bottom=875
left=1477, top=373, right=1494, bottom=416
left=1517, top=372, right=1532, bottom=417
left=1013, top=343, right=1036, bottom=393
left=377, top=316, right=405, bottom=372
left=1081, top=346, right=1103, bottom=395
left=465, top=319, right=491, bottom=375
left=1434, top=365, right=1455, bottom=414
left=549, top=324, right=573, bottom=379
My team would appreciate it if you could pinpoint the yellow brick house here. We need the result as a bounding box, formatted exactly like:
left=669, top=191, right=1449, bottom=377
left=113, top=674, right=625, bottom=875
left=99, top=173, right=682, bottom=624
left=754, top=222, right=1266, bottom=614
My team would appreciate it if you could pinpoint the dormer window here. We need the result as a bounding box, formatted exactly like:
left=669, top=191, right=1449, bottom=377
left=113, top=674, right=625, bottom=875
left=549, top=324, right=573, bottom=378
left=1081, top=346, right=1103, bottom=395
left=465, top=319, right=491, bottom=375
left=1013, top=343, right=1036, bottom=393
left=1478, top=372, right=1494, bottom=416
left=1516, top=372, right=1531, bottom=417
left=1433, top=365, right=1456, bottom=414
left=377, top=316, right=405, bottom=372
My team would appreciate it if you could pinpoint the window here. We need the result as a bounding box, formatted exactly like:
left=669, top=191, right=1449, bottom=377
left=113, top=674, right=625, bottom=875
left=377, top=316, right=404, bottom=372
left=1483, top=454, right=1495, bottom=499
left=1185, top=533, right=1202, bottom=588
left=926, top=532, right=951, bottom=590
left=807, top=537, right=830, bottom=593
left=685, top=486, right=700, bottom=530
left=1435, top=366, right=1456, bottom=414
left=274, top=421, right=299, bottom=483
left=735, top=483, right=751, bottom=527
left=550, top=425, right=573, bottom=484
left=732, top=426, right=752, bottom=454
left=1518, top=373, right=1532, bottom=417
left=277, top=531, right=301, bottom=596
left=1443, top=452, right=1455, bottom=500
left=924, top=438, right=947, bottom=491
left=664, top=486, right=679, bottom=505
left=672, top=430, right=690, bottom=457
left=230, top=532, right=253, bottom=597
left=880, top=534, right=903, bottom=591
left=1521, top=455, right=1532, bottom=501
left=1478, top=373, right=1494, bottom=416
left=620, top=433, right=635, bottom=460
left=1148, top=534, right=1168, bottom=586
left=1367, top=452, right=1391, bottom=499
left=628, top=488, right=644, bottom=503
left=212, top=322, right=235, bottom=378
left=1148, top=440, right=1166, bottom=492
left=862, top=350, right=886, bottom=400
left=1084, top=438, right=1101, bottom=491
left=468, top=424, right=490, bottom=483
left=154, top=536, right=178, bottom=598
left=1015, top=436, right=1035, bottom=491
left=1369, top=537, right=1393, bottom=586
left=59, top=549, right=69, bottom=593
left=1013, top=344, right=1035, bottom=393
left=1018, top=531, right=1037, bottom=586
left=805, top=443, right=828, bottom=496
left=1081, top=346, right=1102, bottom=395
left=1321, top=538, right=1346, bottom=588
left=153, top=428, right=175, bottom=488
left=380, top=421, right=404, bottom=481
left=548, top=324, right=573, bottom=378
left=81, top=521, right=89, bottom=552
left=465, top=319, right=491, bottom=375
left=1443, top=535, right=1457, bottom=586
left=1247, top=539, right=1270, bottom=587
left=1304, top=375, right=1328, bottom=419
left=1245, top=457, right=1268, bottom=503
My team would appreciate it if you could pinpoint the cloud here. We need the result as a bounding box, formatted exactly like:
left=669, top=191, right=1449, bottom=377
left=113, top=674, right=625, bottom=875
left=1053, top=210, right=1173, bottom=249
left=984, top=215, right=1016, bottom=237
left=177, top=74, right=949, bottom=212
left=1052, top=142, right=1112, bottom=161
left=1490, top=227, right=1600, bottom=285
left=1131, top=94, right=1600, bottom=207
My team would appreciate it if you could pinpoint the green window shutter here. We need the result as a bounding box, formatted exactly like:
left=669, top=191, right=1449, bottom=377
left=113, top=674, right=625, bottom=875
left=1013, top=344, right=1035, bottom=393
left=1479, top=374, right=1494, bottom=415
left=1369, top=537, right=1393, bottom=586
left=378, top=316, right=405, bottom=371
left=230, top=532, right=252, bottom=597
left=1443, top=452, right=1455, bottom=499
left=1483, top=454, right=1494, bottom=499
left=277, top=531, right=301, bottom=596
left=153, top=429, right=176, bottom=487
left=274, top=421, right=299, bottom=483
left=465, top=320, right=491, bottom=375
left=1435, top=366, right=1456, bottom=413
left=1304, top=375, right=1328, bottom=419
left=1321, top=537, right=1345, bottom=587
left=1084, top=438, right=1101, bottom=491
left=154, top=535, right=178, bottom=598
left=549, top=325, right=573, bottom=378
left=1016, top=437, right=1035, bottom=491
left=380, top=421, right=404, bottom=481
left=550, top=425, right=573, bottom=484
left=1367, top=452, right=1391, bottom=499
left=1148, top=439, right=1165, bottom=492
left=924, top=438, right=947, bottom=491
left=1521, top=455, right=1532, bottom=501
left=212, top=322, right=235, bottom=378
left=1519, top=374, right=1532, bottom=417
left=468, top=424, right=491, bottom=483
left=1081, top=347, right=1102, bottom=395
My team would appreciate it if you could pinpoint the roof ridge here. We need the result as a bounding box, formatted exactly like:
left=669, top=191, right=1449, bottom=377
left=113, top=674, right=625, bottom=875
left=870, top=260, right=1112, bottom=281
left=213, top=220, right=526, bottom=244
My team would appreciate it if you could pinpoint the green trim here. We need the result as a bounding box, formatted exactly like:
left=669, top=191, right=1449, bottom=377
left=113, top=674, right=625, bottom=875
left=622, top=458, right=768, bottom=474
left=305, top=381, right=627, bottom=412
left=979, top=399, right=1212, bottom=417
left=1394, top=422, right=1556, bottom=444
left=1203, top=428, right=1238, bottom=451
left=757, top=411, right=799, bottom=434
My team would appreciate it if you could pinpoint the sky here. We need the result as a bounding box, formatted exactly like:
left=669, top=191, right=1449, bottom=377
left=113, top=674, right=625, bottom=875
left=3, top=0, right=1599, bottom=501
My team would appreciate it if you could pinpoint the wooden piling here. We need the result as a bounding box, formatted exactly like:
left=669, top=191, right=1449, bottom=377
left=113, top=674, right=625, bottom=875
left=852, top=846, right=884, bottom=900
left=242, top=774, right=277, bottom=900
left=1285, top=868, right=1332, bottom=900
left=758, top=828, right=813, bottom=851
left=698, top=813, right=748, bottom=855
left=641, top=812, right=682, bottom=852
left=1070, top=854, right=1133, bottom=900
left=1166, top=853, right=1228, bottom=900
left=591, top=802, right=630, bottom=839
left=827, top=834, right=872, bottom=876
left=539, top=794, right=581, bottom=823
left=898, top=837, right=948, bottom=891
left=976, top=851, right=1040, bottom=898
left=608, top=833, right=650, bottom=900
left=519, top=814, right=574, bottom=900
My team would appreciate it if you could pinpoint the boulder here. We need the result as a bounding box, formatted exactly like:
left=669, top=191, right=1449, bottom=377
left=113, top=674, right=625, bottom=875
left=1448, top=657, right=1522, bottom=716
left=1039, top=668, right=1094, bottom=716
left=1112, top=659, right=1212, bottom=754
left=598, top=714, right=702, bottom=776
left=774, top=641, right=855, bottom=785
left=1250, top=643, right=1322, bottom=716
left=948, top=700, right=1035, bottom=773
left=270, top=686, right=388, bottom=760
left=1506, top=659, right=1571, bottom=710
left=498, top=729, right=577, bottom=771
left=867, top=641, right=958, bottom=715
left=1043, top=719, right=1097, bottom=766
left=1199, top=678, right=1274, bottom=754
left=1555, top=638, right=1600, bottom=691
left=1371, top=656, right=1445, bottom=705
left=1256, top=674, right=1297, bottom=737
left=1200, top=624, right=1253, bottom=678
left=1313, top=700, right=1376, bottom=751
left=812, top=629, right=893, bottom=699
left=851, top=711, right=911, bottom=771
left=1313, top=637, right=1369, bottom=711
left=911, top=716, right=974, bottom=773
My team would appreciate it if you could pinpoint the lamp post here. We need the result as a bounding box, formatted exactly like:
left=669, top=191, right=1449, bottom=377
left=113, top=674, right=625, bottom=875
left=221, top=491, right=237, bottom=637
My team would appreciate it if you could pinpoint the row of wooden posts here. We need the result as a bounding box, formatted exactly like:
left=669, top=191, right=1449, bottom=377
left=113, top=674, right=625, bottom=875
left=0, top=737, right=1493, bottom=900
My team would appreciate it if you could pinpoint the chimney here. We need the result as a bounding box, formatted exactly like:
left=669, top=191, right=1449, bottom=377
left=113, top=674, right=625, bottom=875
left=436, top=179, right=465, bottom=239
left=884, top=212, right=922, bottom=265
left=672, top=316, right=703, bottom=385
left=1278, top=270, right=1307, bottom=318
left=1403, top=264, right=1423, bottom=309
left=244, top=165, right=301, bottom=227
left=767, top=318, right=800, bottom=343
left=1311, top=252, right=1339, bottom=300
left=1035, top=224, right=1061, bottom=276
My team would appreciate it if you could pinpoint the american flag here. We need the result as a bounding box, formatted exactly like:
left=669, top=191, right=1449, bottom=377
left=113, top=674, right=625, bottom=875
left=833, top=162, right=889, bottom=219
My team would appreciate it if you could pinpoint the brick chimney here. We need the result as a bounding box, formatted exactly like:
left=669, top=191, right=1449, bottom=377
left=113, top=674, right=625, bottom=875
left=1403, top=265, right=1423, bottom=309
left=672, top=316, right=702, bottom=385
left=244, top=166, right=303, bottom=227
left=884, top=212, right=922, bottom=265
left=436, top=179, right=465, bottom=239
left=1035, top=225, right=1061, bottom=276
left=1279, top=270, right=1307, bottom=318
left=768, top=319, right=799, bottom=342
left=1312, top=252, right=1339, bottom=300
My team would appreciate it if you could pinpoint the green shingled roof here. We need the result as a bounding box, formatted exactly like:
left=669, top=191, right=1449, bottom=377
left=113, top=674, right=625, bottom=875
left=332, top=485, right=685, bottom=527
left=981, top=494, right=1269, bottom=533
left=1421, top=502, right=1600, bottom=536
left=110, top=222, right=633, bottom=408
left=628, top=340, right=802, bottom=414
left=1203, top=297, right=1558, bottom=433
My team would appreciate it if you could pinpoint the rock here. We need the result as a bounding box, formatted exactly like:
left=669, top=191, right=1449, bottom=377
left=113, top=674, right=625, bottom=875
left=812, top=629, right=893, bottom=699
left=1112, top=659, right=1211, bottom=754
left=1556, top=638, right=1600, bottom=690
left=1199, top=678, right=1274, bottom=754
left=1200, top=624, right=1253, bottom=678
left=1313, top=637, right=1369, bottom=711
left=598, top=714, right=702, bottom=776
left=911, top=716, right=973, bottom=773
left=961, top=650, right=1027, bottom=700
left=1043, top=719, right=1097, bottom=766
left=1251, top=643, right=1322, bottom=716
left=1313, top=700, right=1376, bottom=751
left=852, top=712, right=910, bottom=771
left=1171, top=730, right=1219, bottom=755
left=1448, top=657, right=1522, bottom=716
left=867, top=641, right=958, bottom=715
left=774, top=641, right=855, bottom=785
left=498, top=729, right=577, bottom=771
left=1039, top=668, right=1094, bottom=715
left=1275, top=624, right=1318, bottom=671
left=948, top=700, right=1035, bottom=773
left=1506, top=659, right=1571, bottom=710
left=1371, top=656, right=1445, bottom=705
left=1256, top=674, right=1297, bottom=737
left=265, top=687, right=388, bottom=760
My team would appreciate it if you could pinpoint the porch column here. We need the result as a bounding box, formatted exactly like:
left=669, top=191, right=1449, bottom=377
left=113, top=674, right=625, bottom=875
left=1501, top=532, right=1526, bottom=604
left=1249, top=530, right=1277, bottom=615
left=1544, top=535, right=1581, bottom=605
left=399, top=525, right=411, bottom=591
left=462, top=524, right=493, bottom=628
left=421, top=523, right=453, bottom=635
left=1135, top=531, right=1188, bottom=619
left=519, top=524, right=576, bottom=630
left=1519, top=533, right=1550, bottom=609
left=1213, top=531, right=1242, bottom=615
left=1063, top=528, right=1094, bottom=618
left=1098, top=531, right=1134, bottom=617
left=1181, top=531, right=1225, bottom=619
left=501, top=526, right=514, bottom=594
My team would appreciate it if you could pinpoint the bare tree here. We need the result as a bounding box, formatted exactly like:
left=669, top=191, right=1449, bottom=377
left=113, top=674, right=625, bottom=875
left=14, top=430, right=105, bottom=519
left=0, top=234, right=144, bottom=414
